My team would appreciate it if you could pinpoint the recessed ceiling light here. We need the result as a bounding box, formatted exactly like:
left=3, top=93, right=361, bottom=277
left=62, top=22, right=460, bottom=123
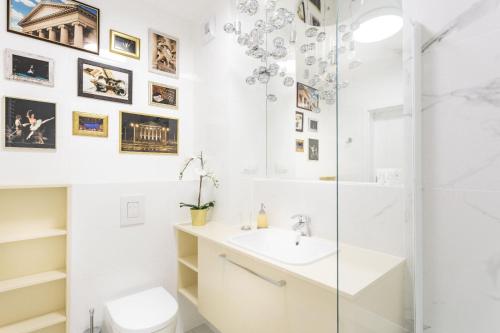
left=353, top=15, right=403, bottom=43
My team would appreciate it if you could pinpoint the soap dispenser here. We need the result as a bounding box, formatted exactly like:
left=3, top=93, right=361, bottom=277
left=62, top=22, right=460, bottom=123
left=256, top=203, right=268, bottom=229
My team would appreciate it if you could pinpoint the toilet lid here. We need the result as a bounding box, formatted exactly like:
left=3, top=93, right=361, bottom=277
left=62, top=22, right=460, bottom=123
left=106, top=287, right=178, bottom=333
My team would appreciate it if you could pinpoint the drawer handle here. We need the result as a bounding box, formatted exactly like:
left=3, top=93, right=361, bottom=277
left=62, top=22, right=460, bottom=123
left=219, top=254, right=287, bottom=287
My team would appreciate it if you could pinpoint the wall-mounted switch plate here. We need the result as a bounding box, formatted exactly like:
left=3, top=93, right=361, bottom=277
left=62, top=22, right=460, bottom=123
left=120, top=195, right=145, bottom=227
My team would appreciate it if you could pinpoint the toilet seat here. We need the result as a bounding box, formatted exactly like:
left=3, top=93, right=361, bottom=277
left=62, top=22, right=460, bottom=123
left=106, top=287, right=178, bottom=333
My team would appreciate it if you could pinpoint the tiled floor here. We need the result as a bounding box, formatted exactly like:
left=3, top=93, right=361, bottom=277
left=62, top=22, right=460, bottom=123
left=186, top=324, right=214, bottom=333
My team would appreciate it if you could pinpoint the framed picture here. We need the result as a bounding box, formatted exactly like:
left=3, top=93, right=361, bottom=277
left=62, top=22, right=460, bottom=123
left=72, top=112, right=108, bottom=137
left=308, top=139, right=319, bottom=161
left=149, top=81, right=178, bottom=109
left=78, top=58, right=133, bottom=104
left=4, top=97, right=56, bottom=149
left=4, top=49, right=54, bottom=86
left=297, top=1, right=305, bottom=22
left=310, top=0, right=321, bottom=11
left=149, top=29, right=179, bottom=78
left=308, top=118, right=318, bottom=132
left=295, top=111, right=304, bottom=132
left=110, top=30, right=140, bottom=59
left=297, top=82, right=320, bottom=112
left=311, top=16, right=321, bottom=27
left=120, top=111, right=178, bottom=155
left=296, top=139, right=304, bottom=153
left=7, top=0, right=100, bottom=55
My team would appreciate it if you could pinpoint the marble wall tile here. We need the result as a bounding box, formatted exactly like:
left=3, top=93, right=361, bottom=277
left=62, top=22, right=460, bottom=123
left=423, top=189, right=500, bottom=333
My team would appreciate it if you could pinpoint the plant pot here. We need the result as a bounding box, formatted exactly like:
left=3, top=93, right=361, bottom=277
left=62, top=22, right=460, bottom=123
left=191, top=208, right=208, bottom=226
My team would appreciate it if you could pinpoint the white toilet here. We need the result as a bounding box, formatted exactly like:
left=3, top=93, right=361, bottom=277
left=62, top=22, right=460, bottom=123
left=105, top=287, right=178, bottom=333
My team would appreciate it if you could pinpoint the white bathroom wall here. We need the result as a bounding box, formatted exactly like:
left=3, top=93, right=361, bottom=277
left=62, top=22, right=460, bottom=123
left=0, top=0, right=197, bottom=186
left=253, top=179, right=407, bottom=257
left=0, top=1, right=209, bottom=332
left=405, top=0, right=500, bottom=331
left=192, top=0, right=267, bottom=225
left=339, top=50, right=404, bottom=182
left=69, top=181, right=204, bottom=333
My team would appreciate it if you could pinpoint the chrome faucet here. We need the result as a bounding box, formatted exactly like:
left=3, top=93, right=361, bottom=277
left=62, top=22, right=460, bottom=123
left=291, top=214, right=312, bottom=237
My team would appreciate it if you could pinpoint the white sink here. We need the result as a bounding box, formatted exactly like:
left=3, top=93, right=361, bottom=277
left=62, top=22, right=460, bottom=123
left=228, top=228, right=337, bottom=265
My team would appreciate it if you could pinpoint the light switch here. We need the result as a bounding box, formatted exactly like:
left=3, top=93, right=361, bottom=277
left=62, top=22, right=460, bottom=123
left=120, top=195, right=145, bottom=227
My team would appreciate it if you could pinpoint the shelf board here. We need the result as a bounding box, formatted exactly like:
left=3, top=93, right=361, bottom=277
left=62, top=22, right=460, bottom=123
left=0, top=228, right=67, bottom=245
left=0, top=270, right=66, bottom=294
left=178, top=255, right=198, bottom=272
left=0, top=311, right=66, bottom=333
left=179, top=285, right=198, bottom=306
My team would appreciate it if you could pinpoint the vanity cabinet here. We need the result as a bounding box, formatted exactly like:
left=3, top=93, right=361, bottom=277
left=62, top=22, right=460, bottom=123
left=176, top=224, right=403, bottom=333
left=198, top=238, right=288, bottom=333
left=198, top=238, right=336, bottom=333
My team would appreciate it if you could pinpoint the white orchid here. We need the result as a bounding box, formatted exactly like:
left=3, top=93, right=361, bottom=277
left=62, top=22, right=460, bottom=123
left=179, top=152, right=219, bottom=210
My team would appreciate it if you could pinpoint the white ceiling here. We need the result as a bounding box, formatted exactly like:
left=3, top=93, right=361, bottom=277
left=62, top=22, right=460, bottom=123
left=145, top=0, right=213, bottom=23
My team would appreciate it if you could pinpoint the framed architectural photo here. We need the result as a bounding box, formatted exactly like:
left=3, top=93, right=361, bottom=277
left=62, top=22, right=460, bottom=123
left=149, top=81, right=178, bottom=109
left=296, top=139, right=304, bottom=153
left=78, top=58, right=133, bottom=104
left=295, top=111, right=304, bottom=132
left=4, top=49, right=54, bottom=86
left=149, top=29, right=179, bottom=78
left=110, top=30, right=140, bottom=59
left=120, top=111, right=178, bottom=155
left=72, top=112, right=108, bottom=137
left=308, top=118, right=318, bottom=132
left=308, top=138, right=319, bottom=161
left=297, top=82, right=319, bottom=112
left=7, top=0, right=100, bottom=55
left=4, top=97, right=56, bottom=149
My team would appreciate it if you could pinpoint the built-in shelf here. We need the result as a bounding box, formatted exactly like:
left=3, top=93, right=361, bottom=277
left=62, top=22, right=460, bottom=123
left=0, top=310, right=66, bottom=333
left=0, top=270, right=66, bottom=294
left=0, top=187, right=68, bottom=333
left=179, top=285, right=198, bottom=306
left=0, top=228, right=67, bottom=245
left=177, top=229, right=199, bottom=308
left=178, top=255, right=198, bottom=272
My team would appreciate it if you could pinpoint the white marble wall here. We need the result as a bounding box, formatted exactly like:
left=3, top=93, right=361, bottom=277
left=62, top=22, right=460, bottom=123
left=407, top=0, right=500, bottom=331
left=253, top=179, right=407, bottom=257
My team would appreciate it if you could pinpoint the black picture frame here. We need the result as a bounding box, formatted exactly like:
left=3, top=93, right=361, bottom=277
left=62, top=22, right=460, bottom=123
left=6, top=0, right=100, bottom=55
left=77, top=58, right=133, bottom=104
left=295, top=111, right=304, bottom=132
left=310, top=0, right=321, bottom=11
left=297, top=82, right=319, bottom=112
left=4, top=96, right=56, bottom=149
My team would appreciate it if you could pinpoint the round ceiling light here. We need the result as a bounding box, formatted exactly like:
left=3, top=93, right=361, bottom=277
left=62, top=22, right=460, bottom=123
left=353, top=15, right=403, bottom=43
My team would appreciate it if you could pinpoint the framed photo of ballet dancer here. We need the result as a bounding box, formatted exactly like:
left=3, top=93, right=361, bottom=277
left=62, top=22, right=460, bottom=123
left=4, top=49, right=54, bottom=87
left=148, top=29, right=179, bottom=78
left=4, top=97, right=56, bottom=149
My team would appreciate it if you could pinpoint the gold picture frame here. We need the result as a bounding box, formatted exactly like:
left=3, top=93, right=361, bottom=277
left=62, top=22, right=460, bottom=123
left=110, top=30, right=141, bottom=59
left=119, top=111, right=179, bottom=155
left=72, top=112, right=108, bottom=137
left=149, top=81, right=178, bottom=110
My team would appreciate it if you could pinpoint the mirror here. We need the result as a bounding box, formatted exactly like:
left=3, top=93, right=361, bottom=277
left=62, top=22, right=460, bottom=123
left=266, top=0, right=404, bottom=184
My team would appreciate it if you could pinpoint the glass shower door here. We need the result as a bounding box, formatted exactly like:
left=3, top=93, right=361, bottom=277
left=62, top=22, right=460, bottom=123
left=336, top=0, right=418, bottom=332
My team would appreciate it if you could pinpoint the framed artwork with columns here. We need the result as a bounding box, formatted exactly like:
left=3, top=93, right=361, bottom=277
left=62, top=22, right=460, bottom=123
left=119, top=111, right=179, bottom=155
left=7, top=0, right=100, bottom=55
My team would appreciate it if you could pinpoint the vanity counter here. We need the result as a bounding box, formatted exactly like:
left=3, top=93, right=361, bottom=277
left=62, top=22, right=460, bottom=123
left=175, top=222, right=405, bottom=299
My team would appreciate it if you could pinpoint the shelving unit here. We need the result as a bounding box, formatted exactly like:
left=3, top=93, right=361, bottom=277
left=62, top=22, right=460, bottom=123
left=0, top=187, right=68, bottom=333
left=0, top=311, right=66, bottom=333
left=176, top=229, right=199, bottom=306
